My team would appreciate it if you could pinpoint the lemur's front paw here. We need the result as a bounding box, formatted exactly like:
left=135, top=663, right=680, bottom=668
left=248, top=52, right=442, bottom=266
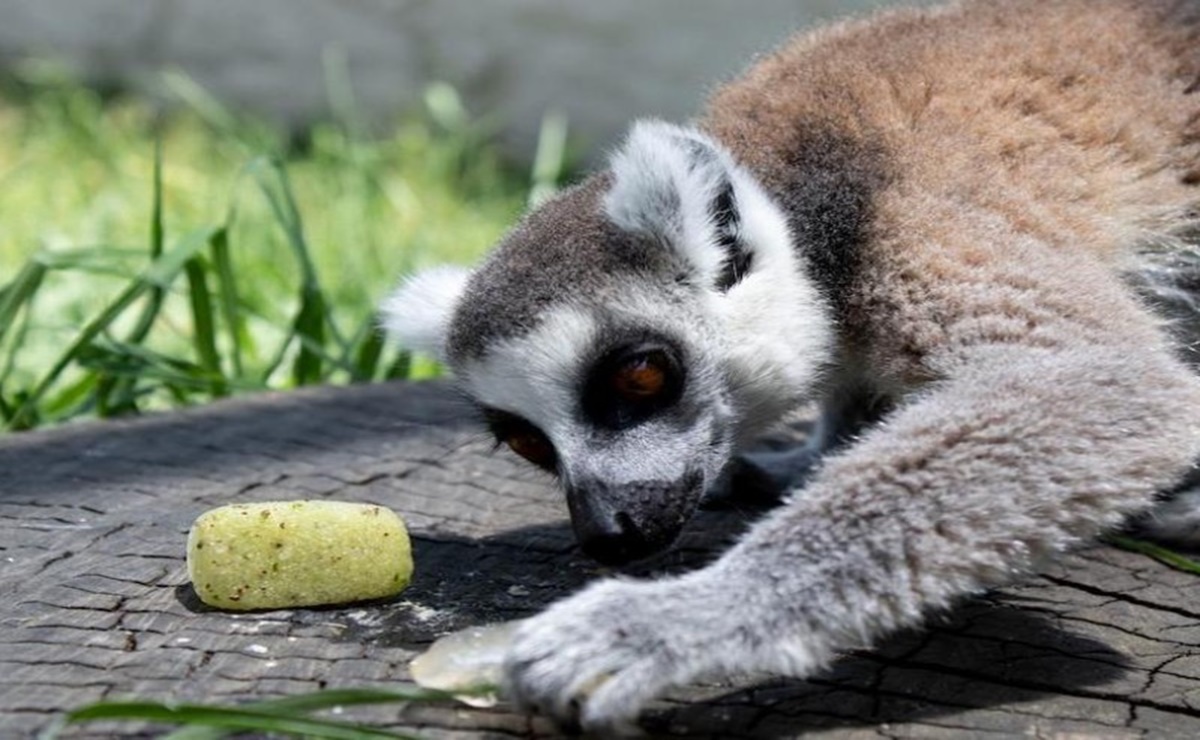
left=503, top=578, right=710, bottom=735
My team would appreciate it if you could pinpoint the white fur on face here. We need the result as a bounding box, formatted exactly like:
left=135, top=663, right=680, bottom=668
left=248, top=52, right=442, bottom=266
left=712, top=166, right=836, bottom=435
left=460, top=304, right=600, bottom=440
left=460, top=295, right=735, bottom=491
left=604, top=120, right=835, bottom=438
left=380, top=265, right=472, bottom=360
left=604, top=120, right=736, bottom=286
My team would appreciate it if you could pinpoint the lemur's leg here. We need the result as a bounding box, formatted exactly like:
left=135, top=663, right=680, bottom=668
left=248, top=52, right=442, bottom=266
left=721, top=383, right=892, bottom=508
left=502, top=340, right=1200, bottom=734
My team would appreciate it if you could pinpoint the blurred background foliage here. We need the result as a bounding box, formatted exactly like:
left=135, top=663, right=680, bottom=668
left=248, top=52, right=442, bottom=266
left=0, top=61, right=571, bottom=432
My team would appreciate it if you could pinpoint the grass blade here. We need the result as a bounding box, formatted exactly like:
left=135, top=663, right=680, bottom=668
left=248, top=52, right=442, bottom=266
left=8, top=227, right=216, bottom=429
left=78, top=339, right=254, bottom=391
left=1106, top=534, right=1200, bottom=575
left=0, top=259, right=47, bottom=348
left=150, top=137, right=165, bottom=260
left=184, top=256, right=227, bottom=396
left=528, top=109, right=568, bottom=208
left=0, top=261, right=43, bottom=422
left=0, top=298, right=33, bottom=400
left=292, top=284, right=327, bottom=385
left=258, top=332, right=294, bottom=386
left=249, top=158, right=317, bottom=286
left=383, top=350, right=412, bottom=380
left=349, top=314, right=385, bottom=382
left=160, top=686, right=457, bottom=740
left=34, top=247, right=152, bottom=278
left=94, top=372, right=139, bottom=419
left=39, top=374, right=99, bottom=422
left=124, top=136, right=167, bottom=345
left=249, top=157, right=335, bottom=384
left=160, top=69, right=253, bottom=145
left=208, top=227, right=245, bottom=376
left=44, top=700, right=419, bottom=740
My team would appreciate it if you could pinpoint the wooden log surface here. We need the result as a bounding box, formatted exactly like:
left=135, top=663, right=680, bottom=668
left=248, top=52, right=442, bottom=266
left=3, top=379, right=1200, bottom=738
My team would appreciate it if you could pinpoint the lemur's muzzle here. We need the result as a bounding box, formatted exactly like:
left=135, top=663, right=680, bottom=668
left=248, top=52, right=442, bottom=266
left=566, top=471, right=704, bottom=565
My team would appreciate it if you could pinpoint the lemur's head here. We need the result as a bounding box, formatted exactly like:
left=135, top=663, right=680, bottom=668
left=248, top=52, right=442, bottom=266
left=384, top=121, right=833, bottom=564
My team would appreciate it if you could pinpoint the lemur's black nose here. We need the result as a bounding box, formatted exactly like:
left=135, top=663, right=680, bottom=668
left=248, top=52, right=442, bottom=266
left=566, top=476, right=700, bottom=565
left=577, top=510, right=656, bottom=565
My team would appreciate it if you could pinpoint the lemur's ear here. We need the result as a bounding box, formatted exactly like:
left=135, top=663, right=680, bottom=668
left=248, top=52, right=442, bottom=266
left=380, top=266, right=471, bottom=361
left=604, top=120, right=751, bottom=291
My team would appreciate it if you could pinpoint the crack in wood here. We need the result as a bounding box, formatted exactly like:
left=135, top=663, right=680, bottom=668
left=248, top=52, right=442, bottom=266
left=1040, top=574, right=1200, bottom=622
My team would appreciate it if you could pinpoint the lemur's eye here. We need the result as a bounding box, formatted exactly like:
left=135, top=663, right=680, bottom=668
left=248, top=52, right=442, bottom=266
left=483, top=409, right=557, bottom=472
left=583, top=341, right=685, bottom=429
left=612, top=351, right=669, bottom=401
left=504, top=428, right=556, bottom=469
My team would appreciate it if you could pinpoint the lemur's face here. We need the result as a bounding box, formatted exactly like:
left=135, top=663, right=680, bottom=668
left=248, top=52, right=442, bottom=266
left=384, top=122, right=833, bottom=564
left=455, top=292, right=737, bottom=564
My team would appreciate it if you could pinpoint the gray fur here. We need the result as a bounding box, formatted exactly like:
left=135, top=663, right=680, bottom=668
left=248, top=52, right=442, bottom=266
left=445, top=177, right=667, bottom=362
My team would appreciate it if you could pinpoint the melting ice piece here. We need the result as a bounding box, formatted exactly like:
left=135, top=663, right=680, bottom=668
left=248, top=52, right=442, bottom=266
left=409, top=620, right=523, bottom=707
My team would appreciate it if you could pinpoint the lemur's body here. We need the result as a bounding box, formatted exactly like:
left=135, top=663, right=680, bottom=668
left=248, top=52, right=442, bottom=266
left=385, top=0, right=1200, bottom=732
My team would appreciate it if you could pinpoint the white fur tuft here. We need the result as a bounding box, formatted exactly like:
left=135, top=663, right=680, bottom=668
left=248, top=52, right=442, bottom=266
left=379, top=266, right=471, bottom=360
left=604, top=120, right=734, bottom=281
left=607, top=119, right=835, bottom=429
left=713, top=166, right=835, bottom=416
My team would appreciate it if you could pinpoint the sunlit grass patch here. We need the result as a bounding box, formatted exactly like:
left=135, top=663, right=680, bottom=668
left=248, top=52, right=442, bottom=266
left=0, top=64, right=569, bottom=431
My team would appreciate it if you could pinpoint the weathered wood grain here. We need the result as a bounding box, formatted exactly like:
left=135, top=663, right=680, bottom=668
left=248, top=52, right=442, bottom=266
left=2, top=380, right=1200, bottom=738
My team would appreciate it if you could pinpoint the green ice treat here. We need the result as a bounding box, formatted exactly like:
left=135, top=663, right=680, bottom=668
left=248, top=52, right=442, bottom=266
left=187, top=500, right=413, bottom=610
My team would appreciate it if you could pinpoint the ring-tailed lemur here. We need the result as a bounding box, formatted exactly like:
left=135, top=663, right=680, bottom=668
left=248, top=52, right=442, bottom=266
left=384, top=0, right=1200, bottom=733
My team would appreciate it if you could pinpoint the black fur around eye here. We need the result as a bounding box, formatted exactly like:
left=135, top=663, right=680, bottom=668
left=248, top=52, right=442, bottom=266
left=582, top=343, right=685, bottom=430
left=483, top=409, right=557, bottom=472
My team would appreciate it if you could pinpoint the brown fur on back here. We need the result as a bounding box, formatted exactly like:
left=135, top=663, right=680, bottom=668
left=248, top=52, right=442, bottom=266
left=704, top=0, right=1200, bottom=390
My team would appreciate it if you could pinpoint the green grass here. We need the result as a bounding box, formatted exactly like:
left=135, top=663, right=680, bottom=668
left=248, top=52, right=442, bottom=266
left=39, top=685, right=466, bottom=739
left=0, top=61, right=569, bottom=431
left=1105, top=533, right=1200, bottom=575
